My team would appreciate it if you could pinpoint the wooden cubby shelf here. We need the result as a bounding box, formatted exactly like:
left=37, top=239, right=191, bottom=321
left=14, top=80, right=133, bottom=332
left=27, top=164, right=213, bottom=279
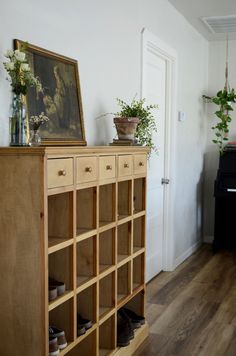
left=48, top=191, right=73, bottom=249
left=76, top=186, right=97, bottom=237
left=77, top=235, right=97, bottom=287
left=99, top=229, right=115, bottom=273
left=117, top=221, right=131, bottom=263
left=99, top=183, right=116, bottom=227
left=117, top=262, right=131, bottom=305
left=0, top=146, right=148, bottom=356
left=133, top=177, right=146, bottom=214
left=99, top=272, right=116, bottom=320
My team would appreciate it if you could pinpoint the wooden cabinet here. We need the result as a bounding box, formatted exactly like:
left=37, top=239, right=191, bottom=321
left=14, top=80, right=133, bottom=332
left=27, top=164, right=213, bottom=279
left=0, top=146, right=149, bottom=356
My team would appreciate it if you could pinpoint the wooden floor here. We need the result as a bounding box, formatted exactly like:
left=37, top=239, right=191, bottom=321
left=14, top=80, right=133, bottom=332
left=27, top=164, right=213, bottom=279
left=134, top=244, right=236, bottom=356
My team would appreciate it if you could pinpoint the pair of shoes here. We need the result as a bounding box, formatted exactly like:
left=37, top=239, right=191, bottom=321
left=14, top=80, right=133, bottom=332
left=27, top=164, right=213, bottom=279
left=117, top=310, right=134, bottom=347
left=121, top=308, right=145, bottom=329
left=49, top=277, right=66, bottom=301
left=49, top=326, right=67, bottom=355
left=49, top=336, right=59, bottom=356
left=77, top=314, right=93, bottom=336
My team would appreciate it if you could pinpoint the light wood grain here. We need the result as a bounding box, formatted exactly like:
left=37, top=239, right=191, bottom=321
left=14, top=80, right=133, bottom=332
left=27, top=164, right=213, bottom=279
left=118, top=155, right=133, bottom=177
left=0, top=154, right=45, bottom=356
left=47, top=158, right=74, bottom=188
left=0, top=147, right=148, bottom=356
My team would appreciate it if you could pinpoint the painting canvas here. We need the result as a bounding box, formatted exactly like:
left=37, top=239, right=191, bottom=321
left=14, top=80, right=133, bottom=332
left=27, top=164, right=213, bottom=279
left=14, top=39, right=86, bottom=145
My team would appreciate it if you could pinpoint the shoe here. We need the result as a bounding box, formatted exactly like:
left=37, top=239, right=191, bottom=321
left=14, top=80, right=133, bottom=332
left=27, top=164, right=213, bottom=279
left=77, top=314, right=93, bottom=330
left=122, top=308, right=145, bottom=327
left=77, top=325, right=86, bottom=336
left=49, top=286, right=57, bottom=302
left=49, top=336, right=59, bottom=356
left=49, top=277, right=66, bottom=296
left=49, top=326, right=67, bottom=350
left=117, top=309, right=135, bottom=347
left=118, top=310, right=134, bottom=339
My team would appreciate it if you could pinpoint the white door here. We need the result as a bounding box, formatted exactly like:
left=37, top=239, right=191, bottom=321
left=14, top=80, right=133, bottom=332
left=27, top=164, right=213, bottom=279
left=142, top=29, right=176, bottom=281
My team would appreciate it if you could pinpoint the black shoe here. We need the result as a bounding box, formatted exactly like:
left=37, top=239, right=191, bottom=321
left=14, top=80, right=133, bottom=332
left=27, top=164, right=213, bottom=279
left=122, top=308, right=145, bottom=327
left=117, top=311, right=131, bottom=347
left=77, top=314, right=93, bottom=331
left=77, top=325, right=86, bottom=336
left=117, top=310, right=134, bottom=347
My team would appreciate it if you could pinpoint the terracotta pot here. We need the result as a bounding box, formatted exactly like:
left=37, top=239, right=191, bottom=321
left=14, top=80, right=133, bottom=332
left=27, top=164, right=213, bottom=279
left=114, top=117, right=139, bottom=140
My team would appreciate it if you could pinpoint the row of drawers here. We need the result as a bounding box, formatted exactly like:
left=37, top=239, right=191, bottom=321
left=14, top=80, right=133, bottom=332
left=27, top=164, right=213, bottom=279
left=47, top=154, right=147, bottom=189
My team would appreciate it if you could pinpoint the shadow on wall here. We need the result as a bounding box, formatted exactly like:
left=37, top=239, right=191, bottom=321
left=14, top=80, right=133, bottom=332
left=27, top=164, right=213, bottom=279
left=203, top=146, right=220, bottom=242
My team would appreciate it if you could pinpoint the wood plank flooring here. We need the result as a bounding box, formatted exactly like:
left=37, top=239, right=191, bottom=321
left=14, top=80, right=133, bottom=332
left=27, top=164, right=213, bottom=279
left=134, top=244, right=236, bottom=356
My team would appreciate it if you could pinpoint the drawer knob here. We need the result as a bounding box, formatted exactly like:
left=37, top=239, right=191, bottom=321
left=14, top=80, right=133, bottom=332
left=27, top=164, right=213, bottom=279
left=106, top=165, right=112, bottom=170
left=58, top=169, right=66, bottom=176
left=139, top=162, right=144, bottom=167
left=85, top=167, right=92, bottom=173
left=124, top=163, right=129, bottom=168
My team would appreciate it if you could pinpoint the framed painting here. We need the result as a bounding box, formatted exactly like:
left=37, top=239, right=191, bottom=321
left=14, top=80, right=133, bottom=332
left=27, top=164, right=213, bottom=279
left=14, top=39, right=86, bottom=145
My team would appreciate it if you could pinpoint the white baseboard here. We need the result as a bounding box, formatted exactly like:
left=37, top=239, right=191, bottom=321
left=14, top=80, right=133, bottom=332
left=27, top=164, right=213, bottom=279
left=203, top=235, right=213, bottom=243
left=174, top=240, right=202, bottom=269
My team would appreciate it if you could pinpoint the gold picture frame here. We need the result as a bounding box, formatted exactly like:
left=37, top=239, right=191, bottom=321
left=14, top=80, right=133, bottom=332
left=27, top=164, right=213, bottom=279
left=14, top=39, right=86, bottom=146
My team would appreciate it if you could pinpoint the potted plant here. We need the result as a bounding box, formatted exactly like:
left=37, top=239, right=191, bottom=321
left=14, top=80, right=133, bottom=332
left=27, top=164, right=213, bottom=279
left=203, top=89, right=236, bottom=153
left=114, top=97, right=158, bottom=153
left=203, top=39, right=236, bottom=154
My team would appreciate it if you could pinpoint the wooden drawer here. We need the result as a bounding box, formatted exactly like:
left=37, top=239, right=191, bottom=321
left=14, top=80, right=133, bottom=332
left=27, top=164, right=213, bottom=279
left=76, top=156, right=97, bottom=183
left=133, top=154, right=147, bottom=174
left=118, top=155, right=133, bottom=177
left=99, top=156, right=116, bottom=180
left=47, top=158, right=73, bottom=189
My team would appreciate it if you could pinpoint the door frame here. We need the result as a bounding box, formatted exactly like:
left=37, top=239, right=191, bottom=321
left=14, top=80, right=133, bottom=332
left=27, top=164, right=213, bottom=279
left=141, top=28, right=177, bottom=271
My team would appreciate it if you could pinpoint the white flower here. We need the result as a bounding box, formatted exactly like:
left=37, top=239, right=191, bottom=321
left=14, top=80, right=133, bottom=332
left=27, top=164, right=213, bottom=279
left=14, top=50, right=26, bottom=62
left=21, top=63, right=30, bottom=71
left=5, top=62, right=15, bottom=70
left=5, top=49, right=14, bottom=58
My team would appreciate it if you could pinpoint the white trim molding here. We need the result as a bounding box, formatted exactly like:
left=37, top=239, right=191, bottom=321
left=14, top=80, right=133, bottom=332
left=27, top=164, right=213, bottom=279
left=174, top=240, right=202, bottom=269
left=141, top=28, right=178, bottom=272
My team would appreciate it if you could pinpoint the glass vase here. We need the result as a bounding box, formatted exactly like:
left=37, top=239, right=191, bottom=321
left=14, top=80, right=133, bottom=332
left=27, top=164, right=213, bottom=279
left=9, top=93, right=28, bottom=146
left=29, top=129, right=41, bottom=147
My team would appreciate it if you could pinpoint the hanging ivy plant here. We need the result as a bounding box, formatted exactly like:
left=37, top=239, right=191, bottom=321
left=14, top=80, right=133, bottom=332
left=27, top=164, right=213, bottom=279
left=203, top=89, right=236, bottom=154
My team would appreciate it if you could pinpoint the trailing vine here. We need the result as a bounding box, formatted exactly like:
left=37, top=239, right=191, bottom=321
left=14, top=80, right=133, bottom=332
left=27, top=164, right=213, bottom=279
left=203, top=89, right=236, bottom=153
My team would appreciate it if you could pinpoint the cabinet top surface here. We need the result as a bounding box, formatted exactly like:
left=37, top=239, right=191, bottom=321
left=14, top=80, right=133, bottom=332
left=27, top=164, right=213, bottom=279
left=0, top=145, right=149, bottom=156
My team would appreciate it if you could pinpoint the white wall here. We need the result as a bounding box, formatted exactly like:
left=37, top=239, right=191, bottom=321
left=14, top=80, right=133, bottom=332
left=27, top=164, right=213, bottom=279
left=204, top=40, right=236, bottom=242
left=0, top=0, right=208, bottom=267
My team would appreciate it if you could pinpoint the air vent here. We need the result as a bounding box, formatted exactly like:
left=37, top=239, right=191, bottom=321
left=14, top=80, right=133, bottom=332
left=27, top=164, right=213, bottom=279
left=202, top=15, right=236, bottom=34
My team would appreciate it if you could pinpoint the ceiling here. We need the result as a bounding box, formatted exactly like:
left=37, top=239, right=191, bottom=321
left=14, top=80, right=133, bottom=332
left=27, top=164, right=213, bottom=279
left=168, top=0, right=236, bottom=41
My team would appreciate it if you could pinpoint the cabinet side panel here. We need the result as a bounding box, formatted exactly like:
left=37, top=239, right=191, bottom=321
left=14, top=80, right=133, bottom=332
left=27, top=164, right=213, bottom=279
left=0, top=155, right=45, bottom=356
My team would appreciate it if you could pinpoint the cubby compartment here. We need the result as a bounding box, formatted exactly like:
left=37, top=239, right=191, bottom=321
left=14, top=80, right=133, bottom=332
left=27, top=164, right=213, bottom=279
left=77, top=283, right=97, bottom=338
left=99, top=184, right=115, bottom=227
left=76, top=187, right=97, bottom=236
left=117, top=222, right=131, bottom=263
left=48, top=192, right=73, bottom=249
left=49, top=298, right=74, bottom=347
left=118, top=180, right=132, bottom=220
left=99, top=315, right=116, bottom=356
left=77, top=235, right=97, bottom=287
left=122, top=290, right=145, bottom=320
left=49, top=246, right=73, bottom=299
left=99, top=229, right=115, bottom=273
left=117, top=262, right=131, bottom=303
left=133, top=254, right=145, bottom=291
left=133, top=216, right=145, bottom=253
left=99, top=272, right=115, bottom=319
left=67, top=330, right=96, bottom=356
left=133, top=178, right=146, bottom=214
